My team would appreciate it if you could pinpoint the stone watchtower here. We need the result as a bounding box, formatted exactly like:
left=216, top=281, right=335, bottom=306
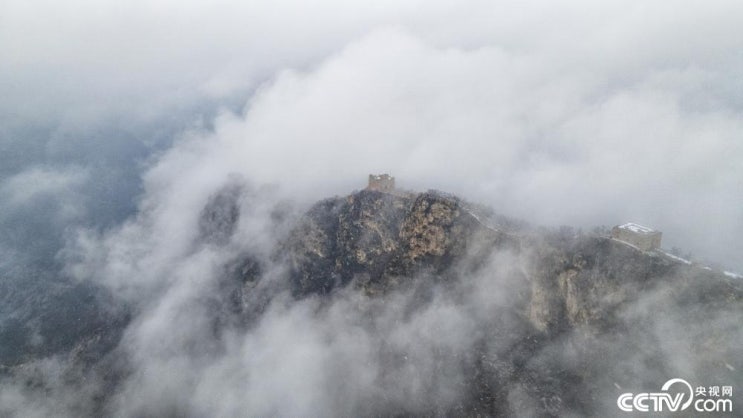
left=611, top=223, right=662, bottom=251
left=367, top=174, right=395, bottom=192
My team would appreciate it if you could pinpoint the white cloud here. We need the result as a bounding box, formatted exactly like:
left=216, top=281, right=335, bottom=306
left=96, top=20, right=741, bottom=268
left=3, top=1, right=743, bottom=415
left=0, top=166, right=88, bottom=221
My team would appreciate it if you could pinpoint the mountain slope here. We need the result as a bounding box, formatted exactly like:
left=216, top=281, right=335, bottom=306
left=2, top=186, right=741, bottom=416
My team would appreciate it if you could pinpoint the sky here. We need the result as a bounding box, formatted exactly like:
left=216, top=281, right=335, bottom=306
left=1, top=0, right=742, bottom=415
left=2, top=0, right=742, bottom=272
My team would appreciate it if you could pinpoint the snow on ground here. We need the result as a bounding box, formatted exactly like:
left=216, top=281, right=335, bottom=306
left=658, top=250, right=692, bottom=265
left=462, top=206, right=501, bottom=235
left=618, top=222, right=656, bottom=234
left=610, top=237, right=642, bottom=251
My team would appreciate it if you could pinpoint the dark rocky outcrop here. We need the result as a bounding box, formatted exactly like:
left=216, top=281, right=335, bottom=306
left=4, top=187, right=741, bottom=416
left=279, top=188, right=743, bottom=415
left=284, top=189, right=518, bottom=296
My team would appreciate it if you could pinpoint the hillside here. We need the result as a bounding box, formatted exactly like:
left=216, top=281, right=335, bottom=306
left=2, top=187, right=741, bottom=416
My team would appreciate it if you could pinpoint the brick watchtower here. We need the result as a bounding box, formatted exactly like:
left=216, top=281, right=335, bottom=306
left=367, top=174, right=395, bottom=192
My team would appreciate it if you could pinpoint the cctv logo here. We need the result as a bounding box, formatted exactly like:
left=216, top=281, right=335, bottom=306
left=617, top=378, right=693, bottom=412
left=617, top=378, right=733, bottom=413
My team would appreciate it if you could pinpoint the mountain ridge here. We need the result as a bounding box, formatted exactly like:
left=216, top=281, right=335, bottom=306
left=2, top=185, right=741, bottom=416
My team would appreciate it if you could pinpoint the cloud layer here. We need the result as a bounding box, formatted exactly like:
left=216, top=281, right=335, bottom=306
left=2, top=0, right=742, bottom=268
left=1, top=0, right=743, bottom=416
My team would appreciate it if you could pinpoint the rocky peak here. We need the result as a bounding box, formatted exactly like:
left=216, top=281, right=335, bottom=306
left=282, top=188, right=741, bottom=336
left=284, top=189, right=518, bottom=296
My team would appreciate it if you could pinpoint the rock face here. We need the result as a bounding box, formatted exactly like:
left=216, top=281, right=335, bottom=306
left=285, top=190, right=516, bottom=296
left=285, top=189, right=740, bottom=332
left=281, top=189, right=742, bottom=415
left=3, top=187, right=741, bottom=417
left=198, top=182, right=242, bottom=245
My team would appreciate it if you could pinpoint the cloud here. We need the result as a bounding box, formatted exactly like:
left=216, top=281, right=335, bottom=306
left=77, top=20, right=741, bottom=269
left=2, top=0, right=743, bottom=416
left=85, top=240, right=527, bottom=417
left=0, top=166, right=88, bottom=217
left=2, top=1, right=742, bottom=271
left=0, top=166, right=90, bottom=266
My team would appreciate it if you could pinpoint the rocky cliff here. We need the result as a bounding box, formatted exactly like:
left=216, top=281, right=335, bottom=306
left=2, top=187, right=741, bottom=417
left=275, top=188, right=742, bottom=415
left=284, top=189, right=739, bottom=329
left=283, top=190, right=516, bottom=296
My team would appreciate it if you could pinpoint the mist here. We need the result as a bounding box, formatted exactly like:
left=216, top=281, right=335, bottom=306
left=1, top=0, right=742, bottom=416
left=3, top=0, right=742, bottom=269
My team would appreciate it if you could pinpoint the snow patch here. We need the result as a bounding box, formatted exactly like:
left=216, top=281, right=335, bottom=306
left=659, top=250, right=692, bottom=265
left=618, top=222, right=655, bottom=234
